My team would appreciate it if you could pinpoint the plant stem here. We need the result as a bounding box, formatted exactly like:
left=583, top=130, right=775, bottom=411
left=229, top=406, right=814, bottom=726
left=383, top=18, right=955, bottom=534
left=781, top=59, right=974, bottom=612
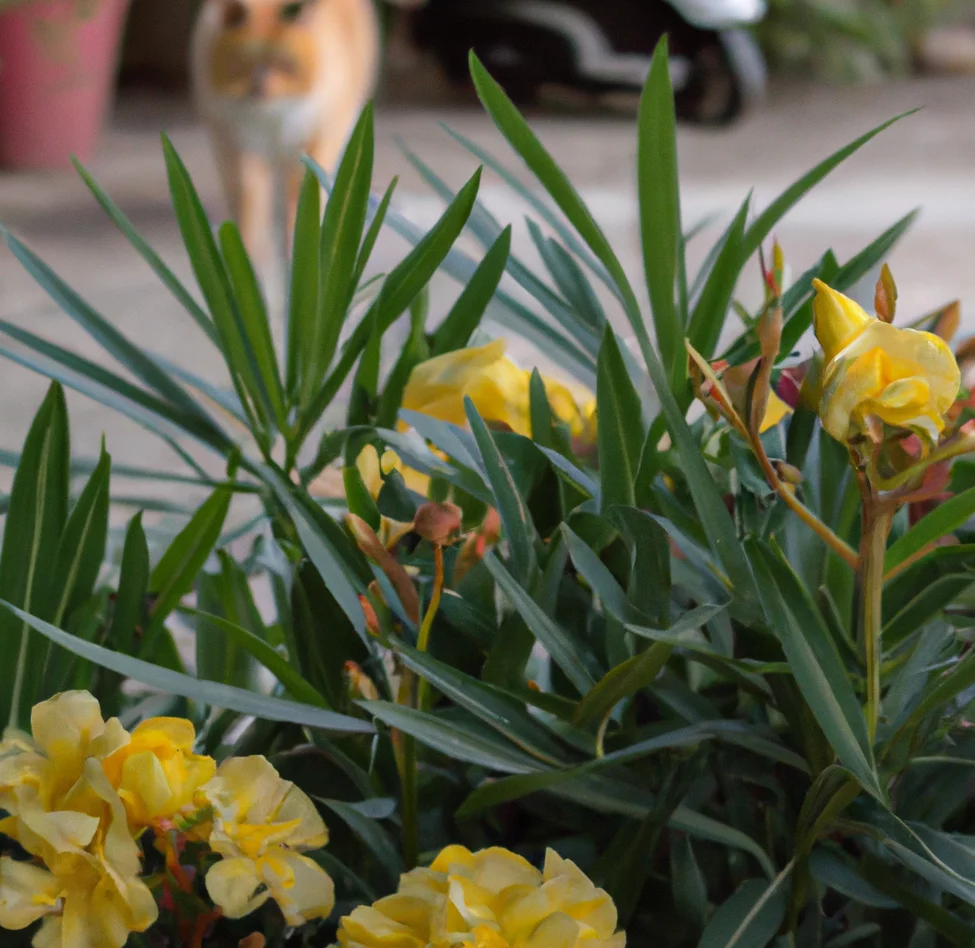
left=858, top=479, right=893, bottom=743
left=401, top=732, right=419, bottom=870
left=401, top=544, right=445, bottom=870
left=416, top=545, right=444, bottom=713
left=751, top=433, right=859, bottom=568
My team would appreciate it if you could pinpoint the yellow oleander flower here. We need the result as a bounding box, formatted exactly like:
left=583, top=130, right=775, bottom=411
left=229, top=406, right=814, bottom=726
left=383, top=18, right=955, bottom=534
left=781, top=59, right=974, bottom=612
left=0, top=691, right=129, bottom=858
left=812, top=279, right=961, bottom=444
left=334, top=844, right=625, bottom=948
left=100, top=717, right=216, bottom=832
left=0, top=693, right=157, bottom=948
left=403, top=340, right=596, bottom=444
left=200, top=756, right=334, bottom=926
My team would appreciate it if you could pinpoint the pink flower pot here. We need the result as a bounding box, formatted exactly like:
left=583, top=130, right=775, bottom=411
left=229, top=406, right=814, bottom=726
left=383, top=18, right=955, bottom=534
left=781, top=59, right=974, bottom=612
left=0, top=0, right=129, bottom=169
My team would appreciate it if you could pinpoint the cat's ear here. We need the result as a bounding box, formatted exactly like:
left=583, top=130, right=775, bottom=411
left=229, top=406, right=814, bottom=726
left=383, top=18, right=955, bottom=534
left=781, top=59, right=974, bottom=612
left=221, top=0, right=249, bottom=29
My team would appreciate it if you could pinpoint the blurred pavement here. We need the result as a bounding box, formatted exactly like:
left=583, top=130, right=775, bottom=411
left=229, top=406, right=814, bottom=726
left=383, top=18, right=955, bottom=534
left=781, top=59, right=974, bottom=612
left=3, top=77, right=975, bottom=494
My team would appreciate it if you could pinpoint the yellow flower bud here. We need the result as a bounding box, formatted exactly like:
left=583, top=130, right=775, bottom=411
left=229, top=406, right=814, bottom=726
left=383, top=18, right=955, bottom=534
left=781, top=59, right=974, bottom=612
left=812, top=280, right=961, bottom=444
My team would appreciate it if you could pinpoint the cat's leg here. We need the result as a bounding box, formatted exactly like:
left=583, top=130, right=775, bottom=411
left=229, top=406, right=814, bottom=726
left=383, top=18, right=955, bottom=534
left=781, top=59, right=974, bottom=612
left=309, top=93, right=370, bottom=175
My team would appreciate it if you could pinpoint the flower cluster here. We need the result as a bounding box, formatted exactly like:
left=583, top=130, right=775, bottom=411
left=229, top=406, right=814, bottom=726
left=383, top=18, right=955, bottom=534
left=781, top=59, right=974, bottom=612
left=0, top=692, right=334, bottom=947
left=335, top=844, right=626, bottom=948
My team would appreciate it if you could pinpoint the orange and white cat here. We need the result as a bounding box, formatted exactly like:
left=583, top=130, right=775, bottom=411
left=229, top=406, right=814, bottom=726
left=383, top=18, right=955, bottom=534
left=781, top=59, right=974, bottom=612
left=191, top=0, right=381, bottom=270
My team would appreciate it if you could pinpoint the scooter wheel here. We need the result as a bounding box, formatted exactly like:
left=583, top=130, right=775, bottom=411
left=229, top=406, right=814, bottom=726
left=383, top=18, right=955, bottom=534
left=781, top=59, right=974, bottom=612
left=674, top=43, right=742, bottom=125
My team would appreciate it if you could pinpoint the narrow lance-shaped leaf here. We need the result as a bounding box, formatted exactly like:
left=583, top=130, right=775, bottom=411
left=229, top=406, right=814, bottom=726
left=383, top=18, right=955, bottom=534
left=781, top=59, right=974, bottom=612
left=638, top=37, right=687, bottom=389
left=597, top=329, right=644, bottom=511
left=50, top=443, right=111, bottom=628
left=0, top=228, right=217, bottom=425
left=72, top=157, right=219, bottom=346
left=466, top=398, right=537, bottom=584
left=431, top=227, right=512, bottom=355
left=161, top=135, right=269, bottom=434
left=302, top=104, right=375, bottom=406
left=688, top=196, right=750, bottom=361
left=742, top=111, right=916, bottom=260
left=0, top=383, right=70, bottom=729
left=143, top=487, right=233, bottom=655
left=219, top=220, right=287, bottom=429
left=468, top=53, right=642, bottom=327
left=0, top=601, right=374, bottom=735
left=297, top=166, right=483, bottom=442
left=287, top=167, right=322, bottom=399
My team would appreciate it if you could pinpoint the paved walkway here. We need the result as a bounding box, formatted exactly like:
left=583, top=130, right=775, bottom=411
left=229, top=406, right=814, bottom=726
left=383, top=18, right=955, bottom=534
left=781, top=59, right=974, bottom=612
left=3, top=77, right=975, bottom=502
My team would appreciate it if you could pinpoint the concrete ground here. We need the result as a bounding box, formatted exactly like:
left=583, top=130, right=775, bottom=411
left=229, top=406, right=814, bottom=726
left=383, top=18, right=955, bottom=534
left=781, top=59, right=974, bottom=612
left=3, top=76, right=975, bottom=511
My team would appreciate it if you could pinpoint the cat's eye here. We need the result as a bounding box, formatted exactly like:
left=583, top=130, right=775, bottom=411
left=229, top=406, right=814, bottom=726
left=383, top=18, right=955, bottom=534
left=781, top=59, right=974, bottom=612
left=279, top=1, right=305, bottom=23
left=222, top=0, right=248, bottom=28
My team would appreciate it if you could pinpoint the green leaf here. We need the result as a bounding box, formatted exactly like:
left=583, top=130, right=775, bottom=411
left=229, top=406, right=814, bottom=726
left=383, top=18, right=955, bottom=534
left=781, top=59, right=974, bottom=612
left=748, top=540, right=880, bottom=797
left=468, top=53, right=642, bottom=329
left=110, top=512, right=149, bottom=658
left=261, top=465, right=368, bottom=636
left=298, top=166, right=483, bottom=440
left=183, top=605, right=329, bottom=708
left=50, top=444, right=110, bottom=627
left=483, top=554, right=597, bottom=695
left=218, top=220, right=287, bottom=428
left=318, top=798, right=402, bottom=889
left=144, top=488, right=233, bottom=652
left=0, top=229, right=216, bottom=425
left=638, top=37, right=686, bottom=387
left=362, top=701, right=541, bottom=773
left=161, top=135, right=268, bottom=432
left=561, top=525, right=643, bottom=624
left=0, top=383, right=70, bottom=728
left=0, top=321, right=230, bottom=455
left=302, top=105, right=375, bottom=405
left=290, top=560, right=370, bottom=709
left=286, top=168, right=322, bottom=398
left=688, top=196, right=749, bottom=360
left=528, top=223, right=606, bottom=332
left=698, top=875, right=790, bottom=948
left=343, top=465, right=382, bottom=532
left=72, top=158, right=218, bottom=346
left=353, top=176, right=398, bottom=289
left=886, top=486, right=975, bottom=572
left=575, top=608, right=725, bottom=727
left=671, top=834, right=709, bottom=932
left=0, top=600, right=373, bottom=735
left=597, top=330, right=644, bottom=511
left=431, top=227, right=512, bottom=355
left=388, top=639, right=569, bottom=764
left=466, top=398, right=537, bottom=584
left=441, top=122, right=617, bottom=297
left=742, top=111, right=916, bottom=260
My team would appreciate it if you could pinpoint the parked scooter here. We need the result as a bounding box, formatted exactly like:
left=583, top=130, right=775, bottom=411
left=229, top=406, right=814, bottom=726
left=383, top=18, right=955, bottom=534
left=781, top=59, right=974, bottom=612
left=410, top=0, right=767, bottom=124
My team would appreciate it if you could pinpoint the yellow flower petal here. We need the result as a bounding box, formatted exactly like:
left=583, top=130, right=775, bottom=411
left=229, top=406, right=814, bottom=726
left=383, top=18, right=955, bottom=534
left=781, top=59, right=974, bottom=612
left=205, top=856, right=269, bottom=919
left=812, top=279, right=872, bottom=366
left=0, top=857, right=61, bottom=930
left=101, top=717, right=215, bottom=828
left=820, top=319, right=960, bottom=443
left=335, top=844, right=625, bottom=948
left=261, top=850, right=335, bottom=925
left=760, top=390, right=794, bottom=433
left=201, top=756, right=333, bottom=923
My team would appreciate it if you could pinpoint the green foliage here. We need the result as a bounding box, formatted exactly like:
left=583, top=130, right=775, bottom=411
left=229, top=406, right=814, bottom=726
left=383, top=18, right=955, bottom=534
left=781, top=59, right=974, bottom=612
left=2, top=41, right=975, bottom=948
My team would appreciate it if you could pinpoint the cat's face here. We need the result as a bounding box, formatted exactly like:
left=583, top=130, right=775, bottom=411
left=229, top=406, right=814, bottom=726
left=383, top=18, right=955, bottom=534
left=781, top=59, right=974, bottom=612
left=206, top=0, right=320, bottom=101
